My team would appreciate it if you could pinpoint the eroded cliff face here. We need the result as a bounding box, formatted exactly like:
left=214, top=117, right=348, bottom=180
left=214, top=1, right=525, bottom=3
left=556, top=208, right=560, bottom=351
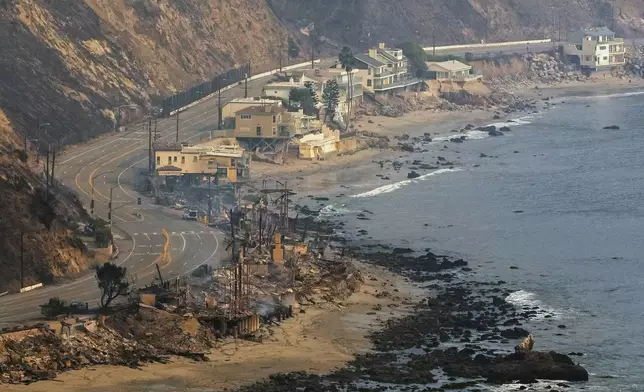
left=268, top=0, right=644, bottom=48
left=0, top=110, right=88, bottom=292
left=0, top=0, right=290, bottom=144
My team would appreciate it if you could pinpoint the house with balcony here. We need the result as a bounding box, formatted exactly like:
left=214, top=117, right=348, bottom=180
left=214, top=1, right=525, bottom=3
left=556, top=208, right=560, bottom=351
left=154, top=142, right=250, bottom=184
left=353, top=43, right=424, bottom=95
left=233, top=105, right=294, bottom=163
left=563, top=27, right=625, bottom=71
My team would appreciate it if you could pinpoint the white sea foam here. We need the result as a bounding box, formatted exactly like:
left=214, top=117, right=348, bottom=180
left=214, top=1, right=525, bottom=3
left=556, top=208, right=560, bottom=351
left=487, top=114, right=537, bottom=128
left=577, top=90, right=644, bottom=100
left=350, top=168, right=462, bottom=198
left=505, top=289, right=563, bottom=320
left=318, top=204, right=354, bottom=217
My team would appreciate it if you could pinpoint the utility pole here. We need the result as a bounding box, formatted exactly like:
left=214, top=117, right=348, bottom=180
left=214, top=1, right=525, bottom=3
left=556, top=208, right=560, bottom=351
left=20, top=231, right=24, bottom=289
left=148, top=116, right=153, bottom=174
left=45, top=146, right=50, bottom=202
left=218, top=77, right=226, bottom=130
left=485, top=14, right=488, bottom=43
left=207, top=173, right=212, bottom=225
left=175, top=110, right=179, bottom=143
left=432, top=28, right=436, bottom=56
left=109, top=187, right=113, bottom=231
left=50, top=145, right=56, bottom=189
left=244, top=72, right=248, bottom=98
left=154, top=114, right=158, bottom=140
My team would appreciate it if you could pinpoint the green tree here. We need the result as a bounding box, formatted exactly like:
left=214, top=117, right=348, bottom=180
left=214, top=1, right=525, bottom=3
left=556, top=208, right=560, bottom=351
left=397, top=41, right=429, bottom=78
left=304, top=81, right=319, bottom=106
left=288, top=37, right=300, bottom=61
left=338, top=46, right=356, bottom=131
left=96, top=262, right=130, bottom=310
left=289, top=87, right=316, bottom=115
left=322, top=79, right=340, bottom=123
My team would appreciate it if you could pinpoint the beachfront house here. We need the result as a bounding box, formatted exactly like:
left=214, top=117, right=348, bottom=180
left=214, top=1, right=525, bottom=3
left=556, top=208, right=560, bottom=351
left=306, top=66, right=364, bottom=121
left=426, top=60, right=480, bottom=81
left=154, top=142, right=250, bottom=184
left=563, top=27, right=625, bottom=71
left=262, top=72, right=321, bottom=102
left=353, top=43, right=424, bottom=95
left=233, top=104, right=294, bottom=163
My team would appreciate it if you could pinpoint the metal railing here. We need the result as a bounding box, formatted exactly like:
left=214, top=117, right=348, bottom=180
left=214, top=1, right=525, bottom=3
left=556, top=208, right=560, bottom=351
left=161, top=62, right=251, bottom=117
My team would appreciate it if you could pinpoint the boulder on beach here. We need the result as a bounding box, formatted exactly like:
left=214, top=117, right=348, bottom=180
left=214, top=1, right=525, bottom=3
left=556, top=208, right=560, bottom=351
left=488, top=129, right=504, bottom=137
left=477, top=125, right=497, bottom=133
left=407, top=171, right=421, bottom=179
left=499, top=126, right=512, bottom=132
left=501, top=327, right=530, bottom=340
left=484, top=351, right=589, bottom=383
left=603, top=125, right=620, bottom=130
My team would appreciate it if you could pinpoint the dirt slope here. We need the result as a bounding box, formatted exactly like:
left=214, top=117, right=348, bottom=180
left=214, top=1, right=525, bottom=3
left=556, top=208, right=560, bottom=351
left=0, top=0, right=291, bottom=145
left=0, top=110, right=88, bottom=292
left=268, top=0, right=644, bottom=48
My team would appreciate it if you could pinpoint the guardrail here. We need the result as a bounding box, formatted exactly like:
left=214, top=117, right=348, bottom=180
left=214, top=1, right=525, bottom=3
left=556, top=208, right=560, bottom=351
left=166, top=59, right=321, bottom=117
left=0, top=290, right=8, bottom=298
left=20, top=283, right=43, bottom=294
left=424, top=39, right=552, bottom=53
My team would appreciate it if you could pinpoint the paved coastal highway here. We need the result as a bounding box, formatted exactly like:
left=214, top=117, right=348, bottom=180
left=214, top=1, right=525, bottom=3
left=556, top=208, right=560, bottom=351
left=0, top=60, right=334, bottom=326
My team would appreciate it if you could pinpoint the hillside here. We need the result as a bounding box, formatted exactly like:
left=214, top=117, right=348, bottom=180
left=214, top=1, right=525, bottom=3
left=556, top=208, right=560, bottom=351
left=268, top=0, right=644, bottom=48
left=0, top=0, right=643, bottom=290
left=0, top=110, right=88, bottom=292
left=0, top=0, right=292, bottom=145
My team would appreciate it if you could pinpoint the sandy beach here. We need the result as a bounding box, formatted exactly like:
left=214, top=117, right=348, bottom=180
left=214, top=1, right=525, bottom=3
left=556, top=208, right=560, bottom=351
left=6, top=75, right=644, bottom=392
left=8, top=262, right=425, bottom=392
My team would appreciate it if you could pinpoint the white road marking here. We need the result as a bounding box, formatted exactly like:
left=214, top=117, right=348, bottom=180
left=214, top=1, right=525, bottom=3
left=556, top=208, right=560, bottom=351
left=180, top=233, right=187, bottom=252
left=152, top=232, right=158, bottom=235
left=196, top=233, right=202, bottom=240
left=144, top=233, right=151, bottom=241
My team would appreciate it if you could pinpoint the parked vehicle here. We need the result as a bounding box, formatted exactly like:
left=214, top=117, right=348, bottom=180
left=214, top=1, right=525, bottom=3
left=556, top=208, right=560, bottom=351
left=183, top=208, right=198, bottom=220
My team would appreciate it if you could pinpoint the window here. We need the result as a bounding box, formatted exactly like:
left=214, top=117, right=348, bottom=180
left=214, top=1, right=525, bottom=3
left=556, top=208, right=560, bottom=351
left=367, top=79, right=372, bottom=87
left=368, top=68, right=371, bottom=75
left=156, top=156, right=160, bottom=165
left=272, top=115, right=276, bottom=123
left=256, top=126, right=262, bottom=136
left=603, top=56, right=608, bottom=60
left=167, top=157, right=172, bottom=165
left=240, top=114, right=251, bottom=120
left=585, top=55, right=592, bottom=61
left=217, top=167, right=227, bottom=177
left=599, top=46, right=606, bottom=50
left=272, top=127, right=277, bottom=136
left=173, top=156, right=177, bottom=162
left=181, top=156, right=185, bottom=164
left=193, top=156, right=198, bottom=162
left=388, top=63, right=392, bottom=68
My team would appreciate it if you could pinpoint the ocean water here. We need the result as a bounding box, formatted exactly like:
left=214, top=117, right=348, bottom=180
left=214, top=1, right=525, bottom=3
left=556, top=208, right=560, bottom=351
left=325, top=91, right=644, bottom=391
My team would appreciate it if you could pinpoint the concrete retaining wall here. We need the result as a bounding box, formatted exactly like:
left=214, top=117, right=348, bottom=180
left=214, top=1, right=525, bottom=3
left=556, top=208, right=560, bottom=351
left=19, top=283, right=43, bottom=293
left=169, top=59, right=321, bottom=116
left=424, top=39, right=552, bottom=53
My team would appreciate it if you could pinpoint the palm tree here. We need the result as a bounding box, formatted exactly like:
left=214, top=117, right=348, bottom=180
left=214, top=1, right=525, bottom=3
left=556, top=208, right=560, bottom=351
left=338, top=46, right=356, bottom=132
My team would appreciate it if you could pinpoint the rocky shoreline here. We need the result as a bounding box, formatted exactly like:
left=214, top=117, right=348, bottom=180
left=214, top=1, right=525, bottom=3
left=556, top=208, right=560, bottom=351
left=226, top=244, right=589, bottom=392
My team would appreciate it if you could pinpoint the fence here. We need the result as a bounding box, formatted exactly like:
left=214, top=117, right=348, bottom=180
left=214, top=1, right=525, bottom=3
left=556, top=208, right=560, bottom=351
left=161, top=62, right=251, bottom=117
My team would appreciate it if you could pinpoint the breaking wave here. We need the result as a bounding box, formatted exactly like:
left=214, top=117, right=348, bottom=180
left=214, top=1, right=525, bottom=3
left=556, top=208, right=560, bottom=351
left=350, top=168, right=462, bottom=198
left=505, top=290, right=564, bottom=320
left=318, top=204, right=355, bottom=217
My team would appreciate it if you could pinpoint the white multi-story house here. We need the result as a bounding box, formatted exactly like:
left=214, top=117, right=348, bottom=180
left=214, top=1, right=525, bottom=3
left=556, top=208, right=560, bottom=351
left=563, top=27, right=625, bottom=70
left=353, top=43, right=423, bottom=95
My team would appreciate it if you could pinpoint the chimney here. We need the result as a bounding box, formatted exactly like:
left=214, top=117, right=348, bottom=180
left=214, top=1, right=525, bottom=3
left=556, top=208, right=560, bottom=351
left=378, top=42, right=386, bottom=49
left=368, top=48, right=377, bottom=58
